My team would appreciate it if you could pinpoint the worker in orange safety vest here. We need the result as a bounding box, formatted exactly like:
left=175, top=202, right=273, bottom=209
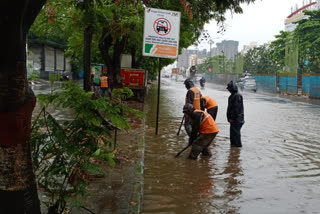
left=183, top=78, right=201, bottom=137
left=183, top=103, right=219, bottom=159
left=200, top=95, right=218, bottom=121
left=100, top=73, right=109, bottom=97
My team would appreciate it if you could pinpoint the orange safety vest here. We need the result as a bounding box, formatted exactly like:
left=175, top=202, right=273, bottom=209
left=185, top=87, right=201, bottom=110
left=100, top=76, right=108, bottom=88
left=194, top=110, right=219, bottom=134
left=202, top=96, right=217, bottom=109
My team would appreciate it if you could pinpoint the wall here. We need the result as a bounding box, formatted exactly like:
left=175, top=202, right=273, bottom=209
left=304, top=74, right=320, bottom=98
left=28, top=44, right=71, bottom=79
left=278, top=74, right=297, bottom=94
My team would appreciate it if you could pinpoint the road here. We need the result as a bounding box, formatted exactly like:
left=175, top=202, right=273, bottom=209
left=142, top=78, right=320, bottom=214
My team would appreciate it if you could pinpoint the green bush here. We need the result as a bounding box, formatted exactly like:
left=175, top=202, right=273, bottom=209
left=31, top=81, right=142, bottom=213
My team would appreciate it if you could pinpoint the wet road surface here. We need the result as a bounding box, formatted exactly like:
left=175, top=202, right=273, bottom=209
left=142, top=79, right=320, bottom=214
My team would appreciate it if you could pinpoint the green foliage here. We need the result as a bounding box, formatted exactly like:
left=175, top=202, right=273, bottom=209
left=284, top=38, right=298, bottom=74
left=199, top=56, right=222, bottom=73
left=269, top=31, right=292, bottom=68
left=198, top=55, right=235, bottom=74
left=243, top=45, right=280, bottom=74
left=294, top=9, right=320, bottom=73
left=234, top=54, right=244, bottom=74
left=49, top=73, right=61, bottom=84
left=30, top=0, right=257, bottom=84
left=31, top=81, right=142, bottom=213
left=28, top=71, right=40, bottom=82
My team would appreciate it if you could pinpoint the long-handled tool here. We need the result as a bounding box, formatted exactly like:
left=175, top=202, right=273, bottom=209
left=175, top=144, right=191, bottom=158
left=176, top=115, right=185, bottom=136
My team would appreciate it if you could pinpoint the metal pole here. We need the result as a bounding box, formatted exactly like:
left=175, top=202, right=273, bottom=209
left=155, top=58, right=161, bottom=135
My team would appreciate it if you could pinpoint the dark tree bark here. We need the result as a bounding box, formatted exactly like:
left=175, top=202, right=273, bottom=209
left=0, top=1, right=45, bottom=213
left=99, top=30, right=128, bottom=89
left=83, top=25, right=93, bottom=92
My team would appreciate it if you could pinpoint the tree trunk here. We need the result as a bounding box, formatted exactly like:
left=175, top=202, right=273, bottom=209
left=0, top=1, right=44, bottom=213
left=99, top=30, right=128, bottom=89
left=83, top=25, right=93, bottom=92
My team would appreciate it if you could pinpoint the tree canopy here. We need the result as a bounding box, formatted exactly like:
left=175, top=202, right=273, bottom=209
left=294, top=9, right=320, bottom=73
left=243, top=45, right=280, bottom=74
left=30, top=0, right=257, bottom=86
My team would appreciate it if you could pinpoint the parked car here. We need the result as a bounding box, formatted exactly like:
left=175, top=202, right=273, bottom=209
left=236, top=76, right=257, bottom=92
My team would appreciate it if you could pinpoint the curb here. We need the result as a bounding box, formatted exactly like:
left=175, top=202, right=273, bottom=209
left=128, top=103, right=146, bottom=214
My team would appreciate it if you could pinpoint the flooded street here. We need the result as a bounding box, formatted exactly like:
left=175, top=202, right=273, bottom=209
left=142, top=79, right=320, bottom=214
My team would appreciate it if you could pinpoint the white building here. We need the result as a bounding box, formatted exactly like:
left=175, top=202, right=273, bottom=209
left=241, top=41, right=258, bottom=54
left=285, top=0, right=320, bottom=32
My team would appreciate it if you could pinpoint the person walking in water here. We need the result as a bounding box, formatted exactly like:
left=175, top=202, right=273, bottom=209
left=226, top=81, right=244, bottom=147
left=182, top=103, right=219, bottom=159
left=183, top=78, right=201, bottom=136
left=200, top=95, right=218, bottom=121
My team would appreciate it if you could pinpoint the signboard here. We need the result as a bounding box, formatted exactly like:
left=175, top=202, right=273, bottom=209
left=172, top=68, right=180, bottom=75
left=143, top=8, right=181, bottom=59
left=121, top=69, right=147, bottom=89
left=91, top=64, right=106, bottom=84
left=91, top=65, right=147, bottom=89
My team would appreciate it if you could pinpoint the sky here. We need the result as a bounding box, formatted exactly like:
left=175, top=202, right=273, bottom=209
left=193, top=0, right=311, bottom=51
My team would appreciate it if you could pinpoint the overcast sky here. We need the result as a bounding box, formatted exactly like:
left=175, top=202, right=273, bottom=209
left=193, top=0, right=311, bottom=51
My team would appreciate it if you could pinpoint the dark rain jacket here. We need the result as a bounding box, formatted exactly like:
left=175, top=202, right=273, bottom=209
left=227, top=84, right=244, bottom=123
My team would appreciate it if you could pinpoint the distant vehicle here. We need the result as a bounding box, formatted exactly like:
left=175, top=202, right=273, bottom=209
left=236, top=76, right=257, bottom=92
left=195, top=74, right=202, bottom=82
left=177, top=75, right=184, bottom=82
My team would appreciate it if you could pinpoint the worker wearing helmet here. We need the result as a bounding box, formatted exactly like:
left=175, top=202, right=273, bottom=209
left=182, top=103, right=219, bottom=159
left=183, top=78, right=201, bottom=136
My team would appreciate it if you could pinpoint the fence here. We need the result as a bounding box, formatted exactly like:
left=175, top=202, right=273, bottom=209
left=206, top=73, right=320, bottom=99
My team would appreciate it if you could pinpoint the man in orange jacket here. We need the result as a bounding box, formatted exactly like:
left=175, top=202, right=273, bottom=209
left=183, top=78, right=201, bottom=136
left=183, top=103, right=219, bottom=159
left=100, top=73, right=109, bottom=97
left=200, top=95, right=218, bottom=121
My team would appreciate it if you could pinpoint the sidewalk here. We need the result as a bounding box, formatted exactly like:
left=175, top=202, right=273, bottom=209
left=70, top=100, right=145, bottom=214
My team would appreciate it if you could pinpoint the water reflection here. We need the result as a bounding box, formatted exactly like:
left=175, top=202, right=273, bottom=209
left=222, top=148, right=242, bottom=212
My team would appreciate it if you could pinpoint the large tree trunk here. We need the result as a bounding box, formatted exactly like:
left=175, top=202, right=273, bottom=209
left=99, top=30, right=128, bottom=89
left=0, top=1, right=45, bottom=213
left=83, top=25, right=93, bottom=92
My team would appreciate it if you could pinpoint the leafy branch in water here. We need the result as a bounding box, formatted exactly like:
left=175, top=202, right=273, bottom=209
left=31, top=81, right=142, bottom=213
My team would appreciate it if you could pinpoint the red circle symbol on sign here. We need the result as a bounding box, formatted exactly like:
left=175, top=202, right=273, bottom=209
left=153, top=18, right=171, bottom=36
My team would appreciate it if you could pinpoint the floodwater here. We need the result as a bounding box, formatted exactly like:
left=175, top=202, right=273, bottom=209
left=142, top=79, right=320, bottom=214
left=31, top=81, right=77, bottom=121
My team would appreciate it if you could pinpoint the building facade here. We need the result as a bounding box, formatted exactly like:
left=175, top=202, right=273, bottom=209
left=27, top=38, right=72, bottom=79
left=285, top=0, right=320, bottom=32
left=215, top=40, right=239, bottom=61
